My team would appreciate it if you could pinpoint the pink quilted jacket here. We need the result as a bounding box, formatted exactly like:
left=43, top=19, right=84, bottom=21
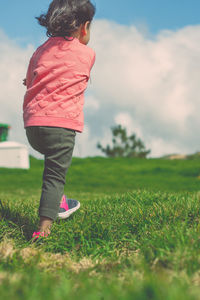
left=23, top=37, right=95, bottom=132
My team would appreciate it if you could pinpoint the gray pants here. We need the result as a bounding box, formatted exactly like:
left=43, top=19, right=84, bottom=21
left=26, top=126, right=76, bottom=221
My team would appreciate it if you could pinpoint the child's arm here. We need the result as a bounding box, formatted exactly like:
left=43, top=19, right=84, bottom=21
left=23, top=78, right=27, bottom=86
left=23, top=51, right=35, bottom=88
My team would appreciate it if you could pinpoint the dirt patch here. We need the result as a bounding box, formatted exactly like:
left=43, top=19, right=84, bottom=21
left=0, top=239, right=16, bottom=259
left=68, top=257, right=95, bottom=273
left=20, top=247, right=40, bottom=262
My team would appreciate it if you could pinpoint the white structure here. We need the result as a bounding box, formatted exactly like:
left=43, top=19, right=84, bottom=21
left=0, top=141, right=30, bottom=169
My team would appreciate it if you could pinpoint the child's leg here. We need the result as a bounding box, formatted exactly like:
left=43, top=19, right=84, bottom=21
left=39, top=128, right=75, bottom=222
left=26, top=126, right=76, bottom=234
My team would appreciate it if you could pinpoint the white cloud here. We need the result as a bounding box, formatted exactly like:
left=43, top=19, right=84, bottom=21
left=73, top=125, right=102, bottom=157
left=84, top=94, right=100, bottom=111
left=114, top=112, right=143, bottom=138
left=0, top=29, right=34, bottom=145
left=1, top=21, right=200, bottom=158
left=89, top=20, right=200, bottom=156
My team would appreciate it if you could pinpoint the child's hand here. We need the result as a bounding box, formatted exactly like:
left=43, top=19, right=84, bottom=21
left=23, top=78, right=27, bottom=86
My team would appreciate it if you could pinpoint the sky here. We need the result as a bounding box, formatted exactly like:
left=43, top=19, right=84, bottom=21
left=1, top=0, right=200, bottom=45
left=0, top=0, right=200, bottom=158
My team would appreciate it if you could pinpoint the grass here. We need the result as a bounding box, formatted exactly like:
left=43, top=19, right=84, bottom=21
left=0, top=156, right=200, bottom=299
left=0, top=156, right=200, bottom=193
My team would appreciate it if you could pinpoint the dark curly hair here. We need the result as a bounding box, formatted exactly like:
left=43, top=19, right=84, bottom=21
left=36, top=0, right=96, bottom=38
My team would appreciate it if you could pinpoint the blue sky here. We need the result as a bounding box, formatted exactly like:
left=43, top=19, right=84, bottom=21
left=0, top=0, right=200, bottom=46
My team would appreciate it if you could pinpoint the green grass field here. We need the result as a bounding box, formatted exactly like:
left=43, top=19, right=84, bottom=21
left=0, top=156, right=200, bottom=299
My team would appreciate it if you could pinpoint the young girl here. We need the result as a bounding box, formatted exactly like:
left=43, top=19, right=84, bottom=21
left=23, top=0, right=96, bottom=241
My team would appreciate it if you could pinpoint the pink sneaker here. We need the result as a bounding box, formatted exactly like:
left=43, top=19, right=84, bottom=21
left=58, top=195, right=80, bottom=219
left=32, top=231, right=49, bottom=242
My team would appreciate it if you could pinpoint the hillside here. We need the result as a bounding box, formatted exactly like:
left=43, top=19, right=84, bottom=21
left=0, top=156, right=199, bottom=194
left=0, top=156, right=200, bottom=299
left=161, top=151, right=200, bottom=160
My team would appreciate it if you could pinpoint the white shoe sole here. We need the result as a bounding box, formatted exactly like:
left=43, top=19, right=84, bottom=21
left=58, top=201, right=80, bottom=219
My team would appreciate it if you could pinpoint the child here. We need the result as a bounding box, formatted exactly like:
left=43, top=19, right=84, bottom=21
left=23, top=0, right=96, bottom=241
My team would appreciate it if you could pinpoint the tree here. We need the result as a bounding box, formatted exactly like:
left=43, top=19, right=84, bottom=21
left=97, top=124, right=150, bottom=158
